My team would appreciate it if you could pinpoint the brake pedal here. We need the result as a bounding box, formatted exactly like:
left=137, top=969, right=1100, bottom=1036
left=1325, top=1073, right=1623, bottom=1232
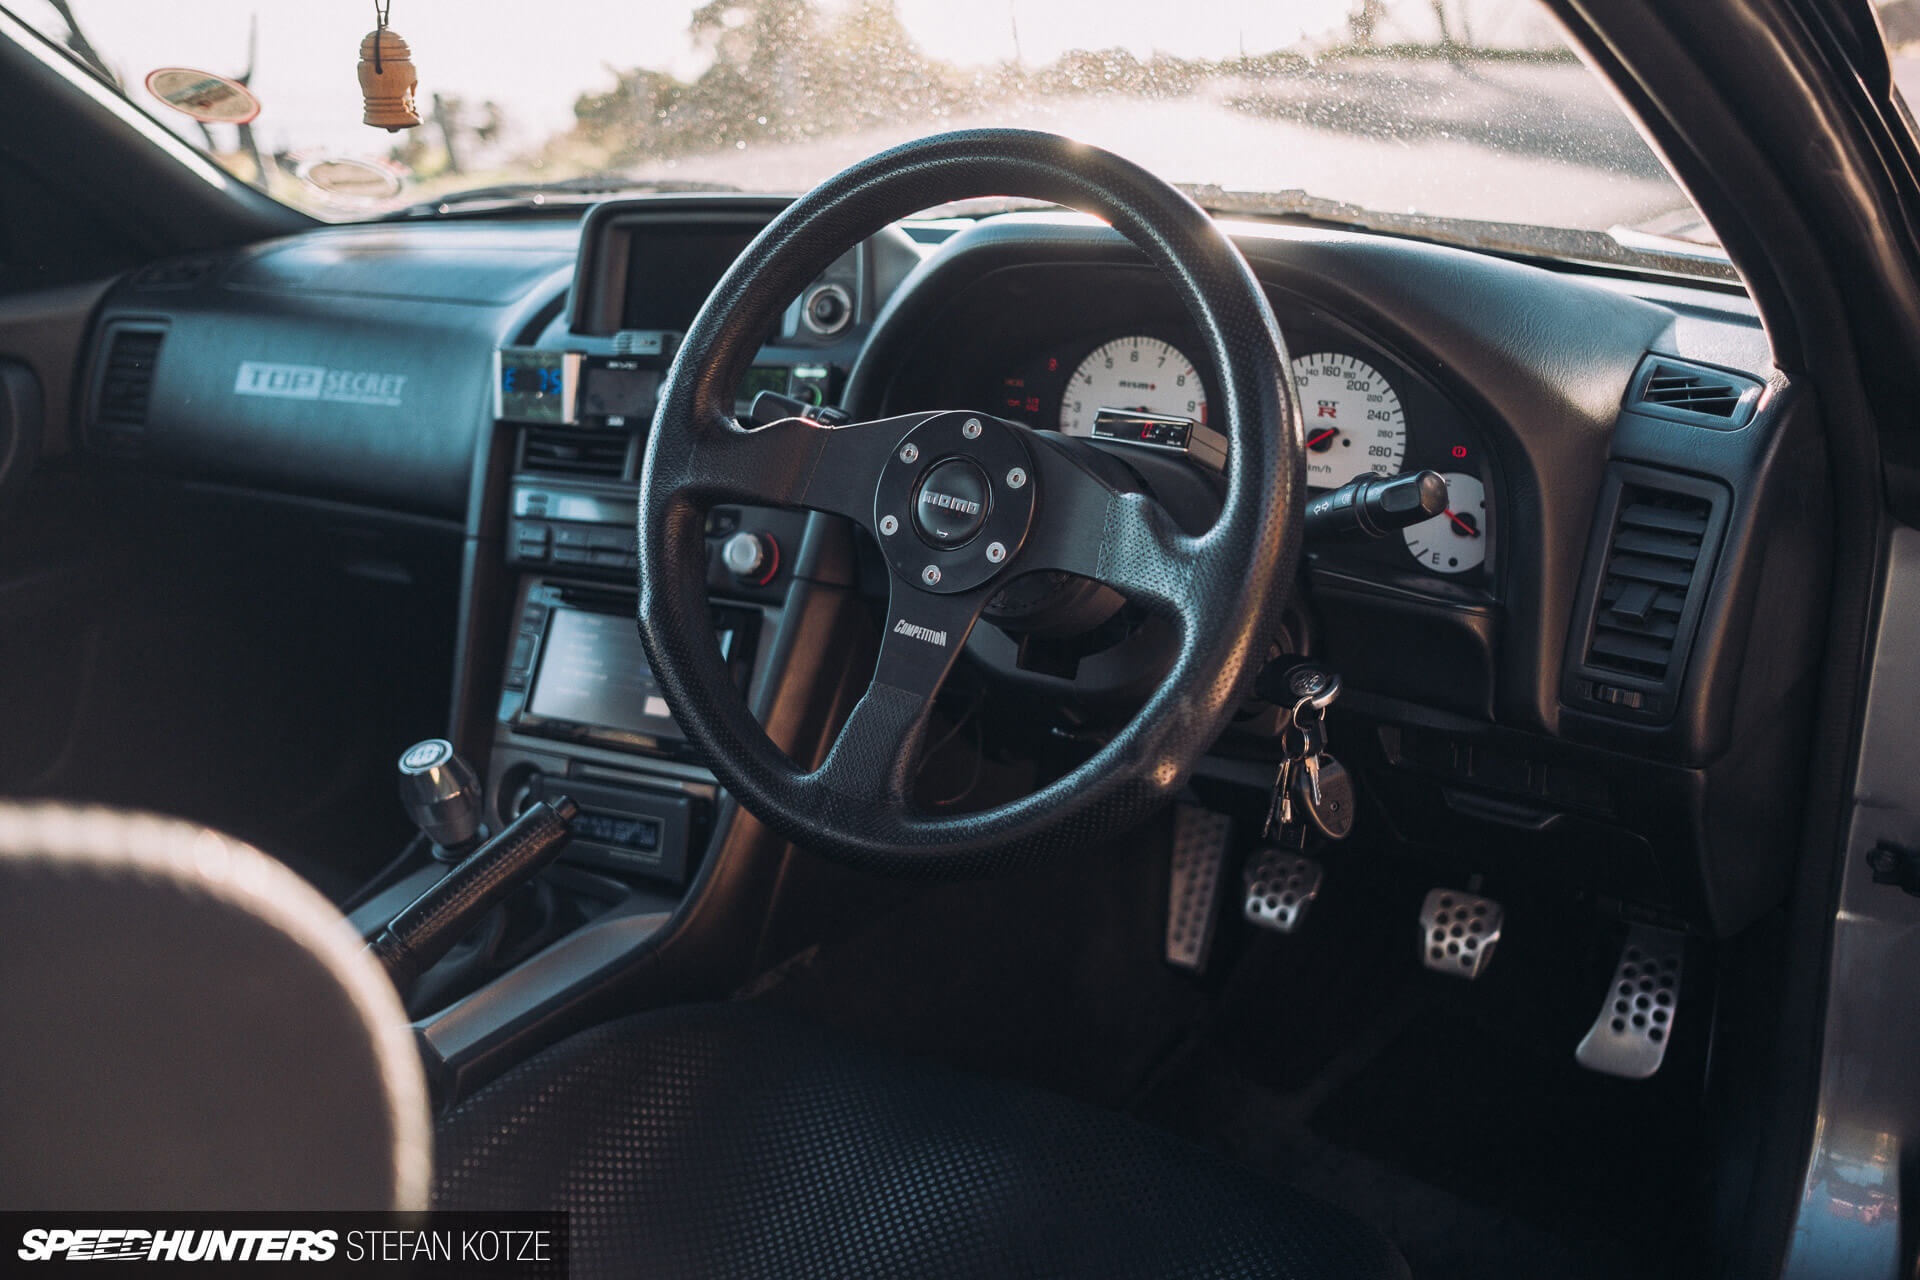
left=1419, top=887, right=1504, bottom=979
left=1576, top=924, right=1684, bottom=1079
left=1243, top=846, right=1323, bottom=934
left=1166, top=803, right=1232, bottom=972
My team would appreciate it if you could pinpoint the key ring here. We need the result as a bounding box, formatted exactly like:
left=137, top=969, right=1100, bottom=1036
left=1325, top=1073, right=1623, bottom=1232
left=1282, top=697, right=1320, bottom=760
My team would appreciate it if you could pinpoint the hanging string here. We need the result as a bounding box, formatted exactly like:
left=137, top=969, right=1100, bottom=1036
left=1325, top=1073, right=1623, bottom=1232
left=372, top=0, right=392, bottom=74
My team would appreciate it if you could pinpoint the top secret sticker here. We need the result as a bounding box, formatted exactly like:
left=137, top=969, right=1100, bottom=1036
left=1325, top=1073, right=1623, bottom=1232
left=145, top=68, right=262, bottom=124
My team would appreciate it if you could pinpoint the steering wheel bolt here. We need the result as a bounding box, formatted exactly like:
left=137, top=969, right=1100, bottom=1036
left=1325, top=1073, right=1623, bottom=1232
left=900, top=443, right=920, bottom=463
left=880, top=514, right=899, bottom=536
left=963, top=418, right=983, bottom=439
left=921, top=565, right=942, bottom=586
left=986, top=541, right=1007, bottom=563
left=1007, top=466, right=1028, bottom=489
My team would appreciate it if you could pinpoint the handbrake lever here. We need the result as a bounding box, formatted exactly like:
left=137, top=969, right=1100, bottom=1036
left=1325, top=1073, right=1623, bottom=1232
left=367, top=796, right=578, bottom=995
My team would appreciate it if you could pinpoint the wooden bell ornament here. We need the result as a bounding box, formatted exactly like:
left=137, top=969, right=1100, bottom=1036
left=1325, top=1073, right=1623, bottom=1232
left=358, top=26, right=420, bottom=131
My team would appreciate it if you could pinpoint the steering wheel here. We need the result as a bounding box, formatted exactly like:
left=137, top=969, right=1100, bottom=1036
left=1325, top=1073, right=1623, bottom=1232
left=637, top=130, right=1304, bottom=875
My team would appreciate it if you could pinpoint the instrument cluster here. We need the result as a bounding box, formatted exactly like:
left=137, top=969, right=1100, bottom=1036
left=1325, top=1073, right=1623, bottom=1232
left=984, top=319, right=1497, bottom=589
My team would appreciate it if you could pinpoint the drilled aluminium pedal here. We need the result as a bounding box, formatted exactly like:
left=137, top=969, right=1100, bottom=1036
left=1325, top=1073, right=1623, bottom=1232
left=1166, top=804, right=1232, bottom=972
left=1420, top=888, right=1504, bottom=979
left=1576, top=924, right=1684, bottom=1079
left=1243, top=846, right=1323, bottom=934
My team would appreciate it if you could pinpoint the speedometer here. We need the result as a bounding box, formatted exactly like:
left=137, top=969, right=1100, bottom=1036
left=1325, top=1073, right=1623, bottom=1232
left=1291, top=352, right=1407, bottom=489
left=1059, top=337, right=1207, bottom=438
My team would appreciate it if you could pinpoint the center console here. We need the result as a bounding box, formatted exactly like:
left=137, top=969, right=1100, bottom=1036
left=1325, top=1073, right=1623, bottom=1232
left=477, top=202, right=921, bottom=901
left=375, top=199, right=922, bottom=1097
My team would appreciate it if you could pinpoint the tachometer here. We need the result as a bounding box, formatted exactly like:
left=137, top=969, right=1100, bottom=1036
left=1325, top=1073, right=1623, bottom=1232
left=1291, top=352, right=1407, bottom=489
left=1059, top=337, right=1207, bottom=438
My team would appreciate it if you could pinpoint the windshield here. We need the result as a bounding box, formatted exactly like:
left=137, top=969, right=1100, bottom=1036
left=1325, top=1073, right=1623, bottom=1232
left=11, top=0, right=1722, bottom=264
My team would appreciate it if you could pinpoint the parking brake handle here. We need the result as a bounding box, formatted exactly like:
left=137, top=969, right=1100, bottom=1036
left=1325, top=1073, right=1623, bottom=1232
left=367, top=795, right=578, bottom=994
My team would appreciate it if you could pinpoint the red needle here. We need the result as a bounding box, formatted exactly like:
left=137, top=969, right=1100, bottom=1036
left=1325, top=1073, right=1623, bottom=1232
left=1305, top=428, right=1338, bottom=448
left=1445, top=509, right=1479, bottom=537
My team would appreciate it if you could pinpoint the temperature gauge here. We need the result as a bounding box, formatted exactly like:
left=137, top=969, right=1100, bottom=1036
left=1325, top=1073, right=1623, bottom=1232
left=1403, top=472, right=1487, bottom=574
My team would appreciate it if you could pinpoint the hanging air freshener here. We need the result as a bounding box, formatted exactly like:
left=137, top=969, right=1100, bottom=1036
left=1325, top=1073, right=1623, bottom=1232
left=358, top=0, right=420, bottom=132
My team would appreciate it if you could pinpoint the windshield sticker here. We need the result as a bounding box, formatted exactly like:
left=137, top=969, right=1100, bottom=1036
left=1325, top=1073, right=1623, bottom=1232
left=144, top=68, right=261, bottom=125
left=292, top=154, right=408, bottom=201
left=235, top=362, right=407, bottom=408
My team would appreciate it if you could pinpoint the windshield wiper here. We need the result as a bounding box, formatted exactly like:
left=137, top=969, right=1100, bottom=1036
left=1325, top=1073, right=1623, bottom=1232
left=385, top=175, right=740, bottom=219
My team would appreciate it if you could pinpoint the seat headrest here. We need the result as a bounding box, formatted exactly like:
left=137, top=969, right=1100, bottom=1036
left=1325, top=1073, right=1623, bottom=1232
left=0, top=803, right=431, bottom=1209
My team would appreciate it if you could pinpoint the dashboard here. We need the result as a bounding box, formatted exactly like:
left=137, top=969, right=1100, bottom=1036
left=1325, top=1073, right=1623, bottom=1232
left=67, top=196, right=1825, bottom=944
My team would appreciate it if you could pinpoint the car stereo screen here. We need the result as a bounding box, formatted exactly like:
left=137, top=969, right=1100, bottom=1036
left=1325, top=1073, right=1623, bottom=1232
left=527, top=608, right=681, bottom=740
left=623, top=226, right=760, bottom=332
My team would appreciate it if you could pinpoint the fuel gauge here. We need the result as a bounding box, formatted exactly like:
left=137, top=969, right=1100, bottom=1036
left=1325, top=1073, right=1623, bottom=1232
left=1403, top=472, right=1487, bottom=574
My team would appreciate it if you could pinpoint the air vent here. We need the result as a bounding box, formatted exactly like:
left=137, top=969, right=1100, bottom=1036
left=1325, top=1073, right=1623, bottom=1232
left=520, top=425, right=629, bottom=479
left=1565, top=469, right=1727, bottom=723
left=90, top=325, right=165, bottom=453
left=1627, top=356, right=1762, bottom=428
left=1587, top=488, right=1711, bottom=681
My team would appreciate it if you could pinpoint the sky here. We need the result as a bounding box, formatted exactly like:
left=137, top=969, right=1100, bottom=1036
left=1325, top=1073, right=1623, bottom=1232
left=11, top=0, right=1384, bottom=157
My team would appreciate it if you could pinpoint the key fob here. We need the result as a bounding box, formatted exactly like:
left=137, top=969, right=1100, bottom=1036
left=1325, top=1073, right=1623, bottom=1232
left=1296, top=753, right=1356, bottom=840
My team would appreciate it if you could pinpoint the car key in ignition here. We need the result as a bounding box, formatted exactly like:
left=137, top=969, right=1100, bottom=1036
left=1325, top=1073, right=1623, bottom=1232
left=1259, top=659, right=1353, bottom=845
left=1247, top=659, right=1354, bottom=937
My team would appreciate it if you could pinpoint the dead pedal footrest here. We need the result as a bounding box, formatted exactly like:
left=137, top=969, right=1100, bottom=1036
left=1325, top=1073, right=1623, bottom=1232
left=1166, top=803, right=1232, bottom=972
left=1243, top=846, right=1324, bottom=934
left=1575, top=923, right=1684, bottom=1079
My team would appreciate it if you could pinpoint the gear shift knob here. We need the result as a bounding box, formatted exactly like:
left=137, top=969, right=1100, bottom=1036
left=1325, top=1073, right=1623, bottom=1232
left=396, top=738, right=483, bottom=856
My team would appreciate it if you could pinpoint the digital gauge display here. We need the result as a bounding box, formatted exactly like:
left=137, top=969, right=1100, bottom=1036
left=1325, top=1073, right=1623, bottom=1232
left=495, top=348, right=579, bottom=424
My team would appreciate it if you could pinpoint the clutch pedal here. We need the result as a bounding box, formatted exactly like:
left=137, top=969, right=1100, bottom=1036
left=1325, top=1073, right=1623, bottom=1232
left=1243, top=846, right=1323, bottom=934
left=1576, top=924, right=1684, bottom=1079
left=1166, top=803, right=1232, bottom=973
left=1419, top=887, right=1504, bottom=979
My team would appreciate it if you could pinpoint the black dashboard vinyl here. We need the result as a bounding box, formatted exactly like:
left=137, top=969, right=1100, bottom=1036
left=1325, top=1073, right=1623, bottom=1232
left=84, top=224, right=578, bottom=518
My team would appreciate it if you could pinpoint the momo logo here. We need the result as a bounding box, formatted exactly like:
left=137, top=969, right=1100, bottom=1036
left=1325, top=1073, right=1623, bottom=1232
left=892, top=619, right=948, bottom=647
left=919, top=490, right=980, bottom=517
left=17, top=1229, right=337, bottom=1263
left=234, top=361, right=408, bottom=407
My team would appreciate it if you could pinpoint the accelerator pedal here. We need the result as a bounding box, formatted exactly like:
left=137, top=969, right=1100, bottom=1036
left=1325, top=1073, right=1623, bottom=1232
left=1419, top=887, right=1504, bottom=979
left=1576, top=924, right=1685, bottom=1079
left=1243, top=845, right=1324, bottom=934
left=1166, top=803, right=1232, bottom=973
